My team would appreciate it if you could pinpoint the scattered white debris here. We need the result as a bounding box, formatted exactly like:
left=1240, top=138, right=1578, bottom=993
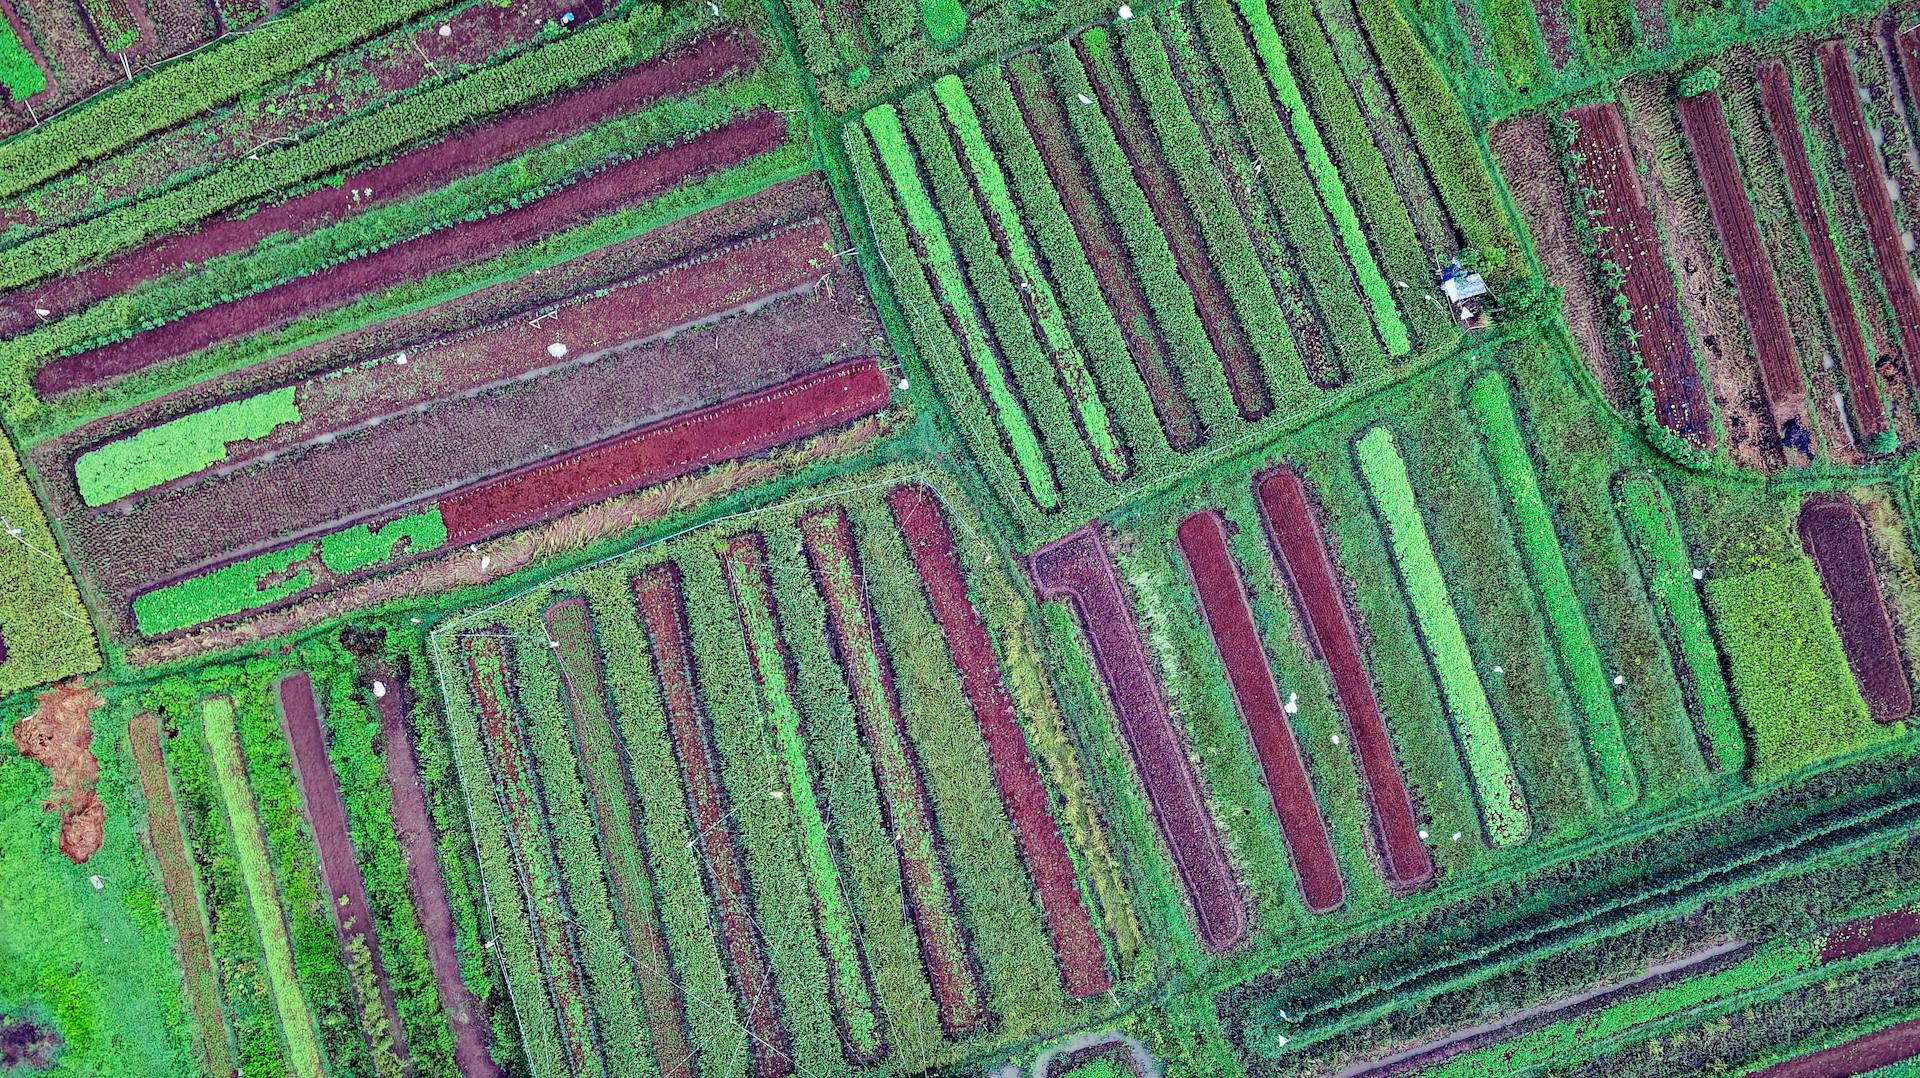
left=410, top=617, right=421, bottom=624
left=1419, top=829, right=1430, bottom=840
left=1077, top=92, right=1093, bottom=105
left=89, top=875, right=103, bottom=890
left=1395, top=280, right=1410, bottom=289
left=395, top=352, right=408, bottom=365
left=1451, top=832, right=1463, bottom=841
left=769, top=789, right=785, bottom=800
left=438, top=23, right=451, bottom=35
left=707, top=0, right=720, bottom=14
left=5, top=527, right=19, bottom=537
left=1692, top=567, right=1705, bottom=580
left=485, top=939, right=495, bottom=951
left=373, top=681, right=387, bottom=699
left=33, top=307, right=48, bottom=316
left=1282, top=691, right=1299, bottom=714
left=1330, top=733, right=1342, bottom=745
left=479, top=555, right=492, bottom=571
left=1275, top=1035, right=1289, bottom=1048
left=898, top=378, right=910, bottom=390
left=1118, top=3, right=1132, bottom=17
left=548, top=342, right=568, bottom=358
left=547, top=639, right=559, bottom=648
left=1612, top=674, right=1625, bottom=687
left=1492, top=664, right=1504, bottom=674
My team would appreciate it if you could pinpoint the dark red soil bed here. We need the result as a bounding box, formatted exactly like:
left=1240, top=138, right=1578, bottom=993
left=1177, top=508, right=1344, bottom=913
left=1255, top=465, right=1431, bottom=890
left=1822, top=907, right=1920, bottom=963
left=1797, top=497, right=1912, bottom=722
left=886, top=482, right=1111, bottom=999
left=1750, top=1014, right=1920, bottom=1076
left=1030, top=525, right=1249, bottom=952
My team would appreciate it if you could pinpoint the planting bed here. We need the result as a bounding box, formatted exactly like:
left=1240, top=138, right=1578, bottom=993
left=1031, top=526, right=1249, bottom=952
left=34, top=109, right=789, bottom=396
left=0, top=27, right=761, bottom=337
left=1562, top=102, right=1714, bottom=448
left=1797, top=497, right=1912, bottom=722
left=1176, top=509, right=1345, bottom=913
left=1255, top=465, right=1431, bottom=890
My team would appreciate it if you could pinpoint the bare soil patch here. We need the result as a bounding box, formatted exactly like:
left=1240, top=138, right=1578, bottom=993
left=10, top=680, right=104, bottom=863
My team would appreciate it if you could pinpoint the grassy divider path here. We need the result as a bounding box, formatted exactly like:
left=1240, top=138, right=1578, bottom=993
left=461, top=634, right=603, bottom=1077
left=1355, top=427, right=1529, bottom=846
left=128, top=710, right=234, bottom=1078
left=799, top=506, right=989, bottom=1036
left=199, top=695, right=326, bottom=1078
left=1227, top=0, right=1408, bottom=357
left=1613, top=473, right=1743, bottom=774
left=542, top=598, right=698, bottom=1078
left=885, top=482, right=1112, bottom=998
left=720, top=533, right=887, bottom=1063
left=930, top=74, right=1129, bottom=480
left=631, top=565, right=794, bottom=1078
left=861, top=104, right=1058, bottom=511
left=1464, top=371, right=1635, bottom=811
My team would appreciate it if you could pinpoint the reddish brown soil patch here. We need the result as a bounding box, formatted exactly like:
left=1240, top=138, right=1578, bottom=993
left=1078, top=30, right=1269, bottom=422
left=363, top=661, right=500, bottom=1078
left=10, top=680, right=104, bottom=863
left=1563, top=101, right=1715, bottom=447
left=1755, top=58, right=1889, bottom=446
left=1819, top=41, right=1920, bottom=389
left=274, top=672, right=409, bottom=1070
left=1047, top=1040, right=1145, bottom=1076
left=1177, top=509, right=1344, bottom=913
left=632, top=564, right=793, bottom=1078
left=127, top=710, right=232, bottom=1076
left=1798, top=497, right=1912, bottom=721
left=1750, top=1014, right=1920, bottom=1076
left=1821, top=906, right=1920, bottom=963
left=1488, top=113, right=1617, bottom=406
left=0, top=1012, right=59, bottom=1071
left=1256, top=466, right=1431, bottom=890
left=1030, top=526, right=1249, bottom=952
left=886, top=483, right=1111, bottom=998
left=1532, top=0, right=1573, bottom=67
left=1676, top=89, right=1812, bottom=461
left=1007, top=52, right=1202, bottom=450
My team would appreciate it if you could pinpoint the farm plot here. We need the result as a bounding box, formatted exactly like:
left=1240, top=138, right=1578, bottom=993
left=431, top=467, right=1123, bottom=1077
left=0, top=433, right=97, bottom=697
left=30, top=172, right=895, bottom=644
left=845, top=0, right=1513, bottom=539
left=1797, top=497, right=1912, bottom=723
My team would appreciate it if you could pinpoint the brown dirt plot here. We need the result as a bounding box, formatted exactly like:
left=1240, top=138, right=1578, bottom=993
left=10, top=680, right=105, bottom=863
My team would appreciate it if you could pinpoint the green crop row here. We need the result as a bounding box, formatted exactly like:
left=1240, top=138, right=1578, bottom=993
left=75, top=386, right=300, bottom=507
left=0, top=436, right=99, bottom=697
left=198, top=695, right=327, bottom=1078
left=1185, top=0, right=1380, bottom=380
left=0, top=16, right=42, bottom=103
left=0, top=6, right=686, bottom=297
left=852, top=105, right=1060, bottom=508
left=1106, top=21, right=1314, bottom=411
left=0, top=0, right=460, bottom=201
left=1355, top=425, right=1530, bottom=845
left=1465, top=369, right=1636, bottom=811
left=1612, top=473, right=1743, bottom=774
left=132, top=543, right=316, bottom=637
left=318, top=508, right=448, bottom=575
left=1231, top=0, right=1409, bottom=358
left=81, top=0, right=140, bottom=52
left=931, top=73, right=1128, bottom=479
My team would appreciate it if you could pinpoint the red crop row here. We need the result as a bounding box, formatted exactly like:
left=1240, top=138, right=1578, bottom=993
left=1029, top=526, right=1248, bottom=952
left=1255, top=466, right=1431, bottom=890
left=128, top=710, right=234, bottom=1078
left=631, top=565, right=794, bottom=1078
left=1754, top=59, right=1887, bottom=445
left=1674, top=90, right=1810, bottom=456
left=464, top=634, right=600, bottom=1074
left=1176, top=509, right=1345, bottom=913
left=799, top=506, right=988, bottom=1036
left=884, top=482, right=1111, bottom=999
left=1006, top=53, right=1201, bottom=452
left=1797, top=497, right=1912, bottom=722
left=1563, top=101, right=1714, bottom=448
left=35, top=107, right=789, bottom=396
left=274, top=672, right=410, bottom=1068
left=542, top=598, right=697, bottom=1078
left=362, top=660, right=501, bottom=1078
left=437, top=355, right=889, bottom=545
left=1075, top=32, right=1269, bottom=423
left=1821, top=906, right=1920, bottom=964
left=0, top=0, right=589, bottom=233
left=1819, top=41, right=1920, bottom=392
left=0, top=28, right=759, bottom=336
